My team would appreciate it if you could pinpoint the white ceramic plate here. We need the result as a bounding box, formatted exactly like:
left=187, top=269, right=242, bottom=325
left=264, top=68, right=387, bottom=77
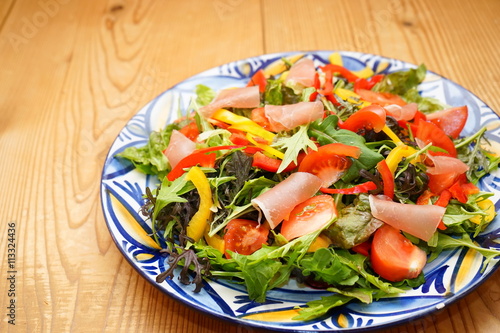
left=101, top=51, right=500, bottom=332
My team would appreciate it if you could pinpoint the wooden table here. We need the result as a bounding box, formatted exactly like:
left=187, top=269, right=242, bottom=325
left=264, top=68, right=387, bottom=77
left=1, top=0, right=500, bottom=332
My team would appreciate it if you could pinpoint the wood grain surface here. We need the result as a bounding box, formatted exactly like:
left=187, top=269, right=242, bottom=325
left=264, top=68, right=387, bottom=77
left=1, top=0, right=499, bottom=332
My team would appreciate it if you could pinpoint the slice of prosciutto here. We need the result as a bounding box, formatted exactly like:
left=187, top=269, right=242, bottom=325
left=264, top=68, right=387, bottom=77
left=369, top=194, right=445, bottom=242
left=163, top=130, right=196, bottom=169
left=198, top=86, right=260, bottom=118
left=384, top=103, right=418, bottom=121
left=285, top=57, right=316, bottom=89
left=251, top=172, right=322, bottom=229
left=264, top=101, right=324, bottom=132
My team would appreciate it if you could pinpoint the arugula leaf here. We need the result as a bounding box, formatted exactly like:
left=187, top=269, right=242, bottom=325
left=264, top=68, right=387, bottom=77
left=300, top=248, right=360, bottom=286
left=293, top=294, right=355, bottom=321
left=429, top=233, right=500, bottom=271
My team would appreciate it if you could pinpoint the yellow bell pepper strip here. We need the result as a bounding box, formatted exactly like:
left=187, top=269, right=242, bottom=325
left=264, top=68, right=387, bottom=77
left=334, top=88, right=371, bottom=108
left=385, top=144, right=419, bottom=174
left=184, top=166, right=213, bottom=242
left=211, top=109, right=275, bottom=144
left=382, top=124, right=403, bottom=145
left=263, top=53, right=304, bottom=77
left=470, top=199, right=496, bottom=225
left=307, top=234, right=332, bottom=252
left=204, top=229, right=225, bottom=253
left=246, top=133, right=285, bottom=159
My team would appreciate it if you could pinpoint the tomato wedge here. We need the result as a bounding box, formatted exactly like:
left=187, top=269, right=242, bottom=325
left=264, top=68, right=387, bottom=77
left=298, top=143, right=361, bottom=187
left=414, top=120, right=457, bottom=157
left=339, top=104, right=387, bottom=133
left=280, top=195, right=337, bottom=241
left=370, top=224, right=427, bottom=282
left=356, top=89, right=406, bottom=106
left=178, top=121, right=200, bottom=141
left=425, top=106, right=468, bottom=139
left=246, top=69, right=267, bottom=93
left=224, top=219, right=269, bottom=258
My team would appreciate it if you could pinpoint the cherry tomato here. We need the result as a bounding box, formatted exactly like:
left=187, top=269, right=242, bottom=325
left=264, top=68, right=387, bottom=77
left=280, top=195, right=337, bottom=241
left=356, top=89, right=406, bottom=106
left=425, top=106, right=468, bottom=139
left=370, top=224, right=427, bottom=282
left=224, top=219, right=269, bottom=258
left=298, top=143, right=361, bottom=187
left=414, top=120, right=457, bottom=157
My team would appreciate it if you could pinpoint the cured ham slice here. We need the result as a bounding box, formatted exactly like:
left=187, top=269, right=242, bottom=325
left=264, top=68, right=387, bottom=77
left=264, top=101, right=324, bottom=132
left=285, top=57, right=316, bottom=88
left=384, top=103, right=418, bottom=121
left=426, top=154, right=469, bottom=176
left=251, top=172, right=322, bottom=229
left=163, top=130, right=196, bottom=169
left=199, top=86, right=260, bottom=118
left=369, top=194, right=445, bottom=241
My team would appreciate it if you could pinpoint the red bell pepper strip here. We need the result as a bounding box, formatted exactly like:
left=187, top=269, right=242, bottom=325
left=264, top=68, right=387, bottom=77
left=320, top=181, right=377, bottom=194
left=167, top=152, right=217, bottom=181
left=377, top=160, right=395, bottom=199
left=351, top=240, right=371, bottom=256
left=353, top=74, right=384, bottom=92
left=246, top=69, right=267, bottom=93
left=321, top=64, right=360, bottom=83
left=309, top=72, right=320, bottom=101
left=252, top=151, right=297, bottom=173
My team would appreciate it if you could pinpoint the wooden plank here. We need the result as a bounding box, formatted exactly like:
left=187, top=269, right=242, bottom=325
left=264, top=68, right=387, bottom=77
left=0, top=0, right=263, bottom=332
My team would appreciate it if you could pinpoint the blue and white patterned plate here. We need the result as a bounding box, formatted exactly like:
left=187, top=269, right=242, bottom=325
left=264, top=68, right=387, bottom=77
left=100, top=51, right=500, bottom=332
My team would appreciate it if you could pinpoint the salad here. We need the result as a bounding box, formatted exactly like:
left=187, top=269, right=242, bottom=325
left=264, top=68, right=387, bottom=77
left=116, top=53, right=500, bottom=320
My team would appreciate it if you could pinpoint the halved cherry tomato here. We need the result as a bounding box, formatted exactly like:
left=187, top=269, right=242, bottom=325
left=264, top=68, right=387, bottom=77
left=224, top=219, right=269, bottom=258
left=425, top=106, right=468, bottom=139
left=246, top=69, right=267, bottom=93
left=280, top=195, right=337, bottom=241
left=298, top=143, right=361, bottom=187
left=252, top=151, right=297, bottom=173
left=414, top=120, right=457, bottom=157
left=179, top=121, right=200, bottom=141
left=370, top=224, right=427, bottom=282
left=356, top=89, right=406, bottom=106
left=339, top=104, right=387, bottom=133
